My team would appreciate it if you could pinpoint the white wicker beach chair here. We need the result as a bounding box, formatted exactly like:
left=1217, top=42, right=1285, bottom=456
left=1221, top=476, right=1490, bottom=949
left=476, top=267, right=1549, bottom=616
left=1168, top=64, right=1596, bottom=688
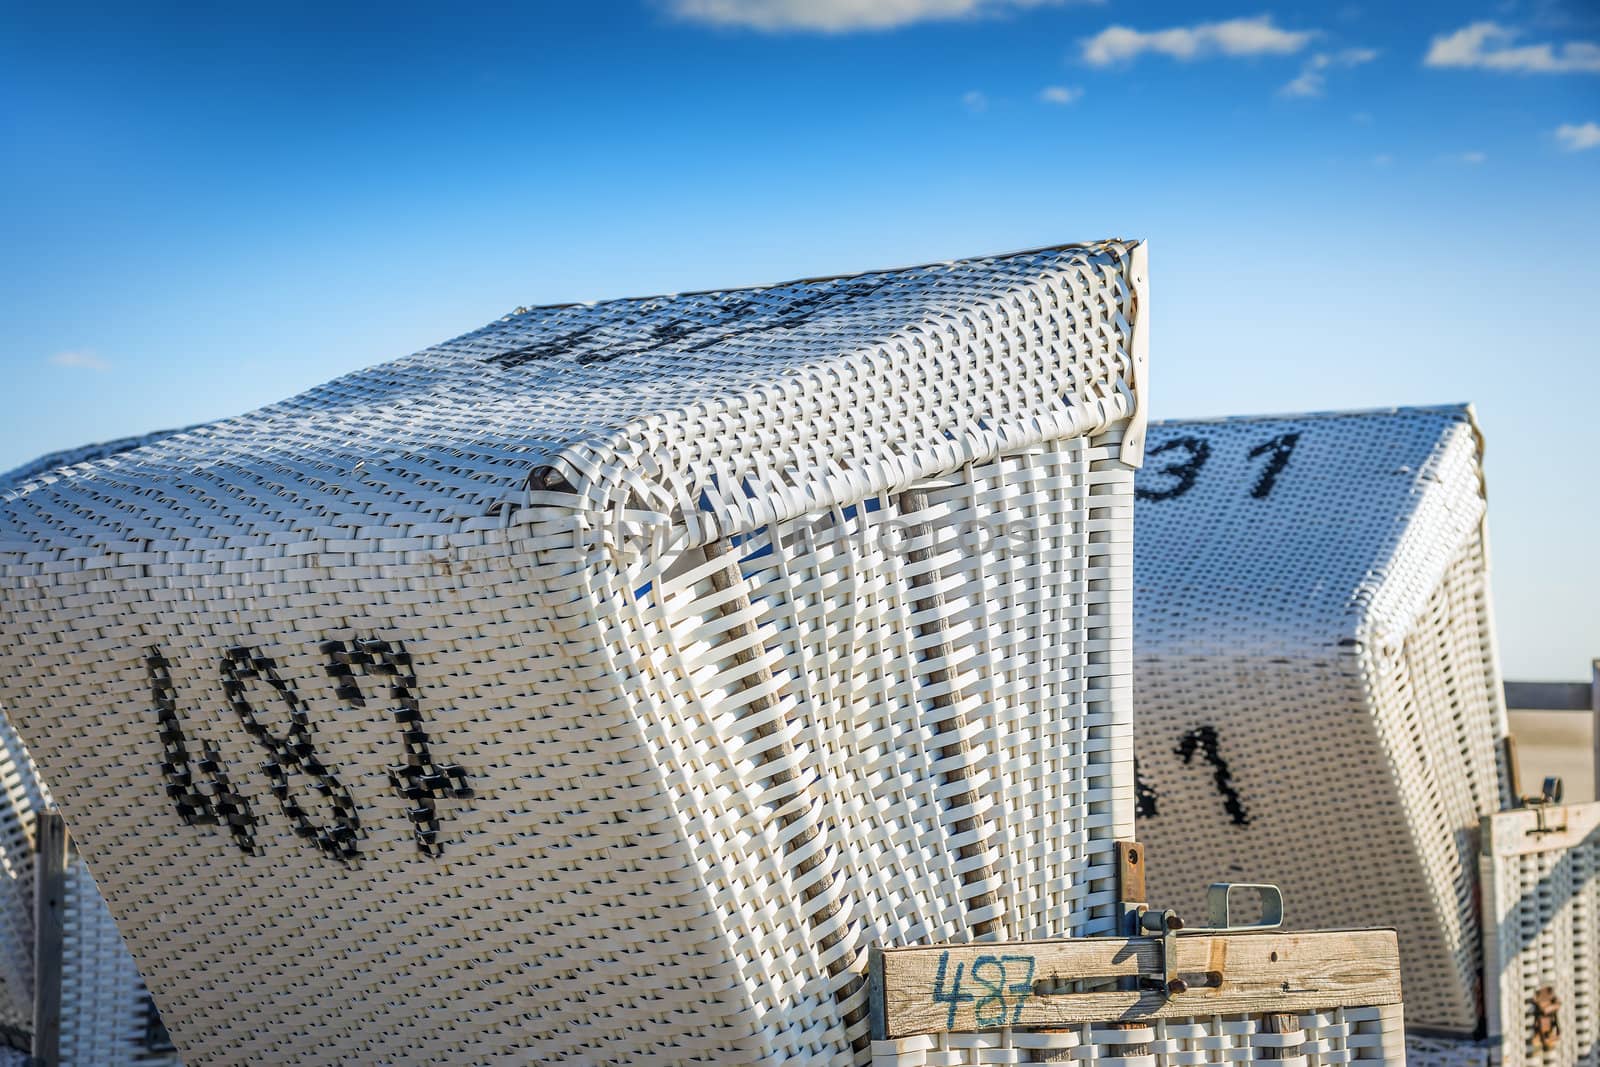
left=1127, top=405, right=1588, bottom=1064
left=0, top=242, right=1149, bottom=1065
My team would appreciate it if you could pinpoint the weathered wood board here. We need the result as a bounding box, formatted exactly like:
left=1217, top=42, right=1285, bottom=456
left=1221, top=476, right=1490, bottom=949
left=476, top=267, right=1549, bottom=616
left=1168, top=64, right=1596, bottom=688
left=1480, top=799, right=1600, bottom=857
left=870, top=929, right=1402, bottom=1040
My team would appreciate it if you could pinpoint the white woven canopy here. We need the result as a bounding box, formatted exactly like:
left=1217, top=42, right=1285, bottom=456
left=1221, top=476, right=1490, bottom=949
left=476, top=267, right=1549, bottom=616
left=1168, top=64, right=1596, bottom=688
left=1129, top=405, right=1512, bottom=1041
left=0, top=241, right=1146, bottom=1064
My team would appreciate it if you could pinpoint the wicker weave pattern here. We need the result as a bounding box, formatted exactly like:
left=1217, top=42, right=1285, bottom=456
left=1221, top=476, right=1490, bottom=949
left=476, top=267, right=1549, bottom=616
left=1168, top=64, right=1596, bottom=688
left=1480, top=806, right=1600, bottom=1067
left=59, top=854, right=176, bottom=1067
left=1130, top=406, right=1511, bottom=1035
left=0, top=709, right=176, bottom=1067
left=0, top=715, right=43, bottom=1033
left=0, top=243, right=1143, bottom=1064
left=0, top=429, right=186, bottom=493
left=1403, top=1035, right=1492, bottom=1067
left=871, top=1007, right=1408, bottom=1064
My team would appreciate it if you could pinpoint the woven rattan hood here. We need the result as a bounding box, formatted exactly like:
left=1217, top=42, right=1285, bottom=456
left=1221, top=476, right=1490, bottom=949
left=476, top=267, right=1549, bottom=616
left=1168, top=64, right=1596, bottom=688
left=0, top=240, right=1145, bottom=554
left=1134, top=403, right=1490, bottom=657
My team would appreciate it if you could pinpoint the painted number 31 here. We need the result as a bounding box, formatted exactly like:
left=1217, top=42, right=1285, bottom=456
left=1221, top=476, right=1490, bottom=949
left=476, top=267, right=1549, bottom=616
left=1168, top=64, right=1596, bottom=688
left=147, top=637, right=472, bottom=863
left=1136, top=431, right=1301, bottom=503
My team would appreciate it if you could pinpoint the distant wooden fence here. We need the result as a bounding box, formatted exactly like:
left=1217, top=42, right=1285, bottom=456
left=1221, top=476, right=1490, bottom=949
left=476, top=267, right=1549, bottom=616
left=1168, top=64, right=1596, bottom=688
left=1502, top=659, right=1600, bottom=797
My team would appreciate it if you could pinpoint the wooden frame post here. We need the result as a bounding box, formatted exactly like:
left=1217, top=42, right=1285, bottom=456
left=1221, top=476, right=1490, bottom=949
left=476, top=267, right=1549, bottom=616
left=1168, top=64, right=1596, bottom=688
left=32, top=810, right=67, bottom=1067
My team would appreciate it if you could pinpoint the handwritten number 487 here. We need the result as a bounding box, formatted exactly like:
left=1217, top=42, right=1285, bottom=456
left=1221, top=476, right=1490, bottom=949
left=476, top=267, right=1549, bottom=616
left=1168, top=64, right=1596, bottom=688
left=931, top=951, right=1036, bottom=1029
left=1135, top=432, right=1301, bottom=503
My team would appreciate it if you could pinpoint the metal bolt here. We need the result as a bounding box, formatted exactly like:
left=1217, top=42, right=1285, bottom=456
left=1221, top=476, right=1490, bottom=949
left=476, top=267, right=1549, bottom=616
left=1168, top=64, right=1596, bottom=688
left=1167, top=978, right=1188, bottom=995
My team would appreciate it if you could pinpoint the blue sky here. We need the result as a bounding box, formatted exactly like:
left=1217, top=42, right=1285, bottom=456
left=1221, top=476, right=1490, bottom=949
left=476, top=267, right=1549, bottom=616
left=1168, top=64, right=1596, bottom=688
left=1, top=0, right=1596, bottom=676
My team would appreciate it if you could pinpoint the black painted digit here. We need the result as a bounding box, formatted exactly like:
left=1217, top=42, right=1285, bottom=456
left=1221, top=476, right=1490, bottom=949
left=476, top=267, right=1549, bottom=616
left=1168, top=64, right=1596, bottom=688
left=147, top=648, right=260, bottom=855
left=322, top=637, right=472, bottom=857
left=487, top=278, right=891, bottom=368
left=1133, top=757, right=1159, bottom=819
left=1246, top=431, right=1300, bottom=499
left=221, top=647, right=361, bottom=860
left=1175, top=725, right=1250, bottom=827
left=1134, top=436, right=1211, bottom=502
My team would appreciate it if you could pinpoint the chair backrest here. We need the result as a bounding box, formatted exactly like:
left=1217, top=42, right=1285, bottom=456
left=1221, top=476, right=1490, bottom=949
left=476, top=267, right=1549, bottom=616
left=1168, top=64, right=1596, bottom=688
left=1130, top=406, right=1513, bottom=1037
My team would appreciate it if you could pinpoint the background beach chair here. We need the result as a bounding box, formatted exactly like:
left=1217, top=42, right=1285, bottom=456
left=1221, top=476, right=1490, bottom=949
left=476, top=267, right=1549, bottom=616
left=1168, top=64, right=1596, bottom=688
left=1131, top=405, right=1594, bottom=1065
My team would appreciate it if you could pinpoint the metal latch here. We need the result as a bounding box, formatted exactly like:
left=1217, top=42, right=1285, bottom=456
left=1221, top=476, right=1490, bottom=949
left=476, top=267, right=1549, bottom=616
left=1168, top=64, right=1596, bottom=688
left=1204, top=882, right=1285, bottom=930
left=1111, top=845, right=1287, bottom=999
left=1128, top=882, right=1286, bottom=997
left=1522, top=777, right=1569, bottom=837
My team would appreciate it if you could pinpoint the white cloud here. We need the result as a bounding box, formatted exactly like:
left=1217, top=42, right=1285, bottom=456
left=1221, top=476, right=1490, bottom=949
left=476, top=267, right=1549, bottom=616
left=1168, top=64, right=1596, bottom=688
left=1039, top=85, right=1084, bottom=104
left=962, top=89, right=989, bottom=112
left=1556, top=121, right=1600, bottom=150
left=1452, top=150, right=1488, bottom=164
left=1082, top=15, right=1314, bottom=66
left=48, top=350, right=109, bottom=371
left=1372, top=153, right=1394, bottom=166
left=1424, top=21, right=1600, bottom=73
left=668, top=0, right=1094, bottom=33
left=1281, top=47, right=1378, bottom=97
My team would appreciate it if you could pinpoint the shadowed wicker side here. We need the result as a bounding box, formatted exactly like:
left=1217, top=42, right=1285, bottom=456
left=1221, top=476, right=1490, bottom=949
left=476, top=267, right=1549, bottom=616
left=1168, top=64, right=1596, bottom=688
left=0, top=710, right=177, bottom=1067
left=0, top=241, right=1145, bottom=1064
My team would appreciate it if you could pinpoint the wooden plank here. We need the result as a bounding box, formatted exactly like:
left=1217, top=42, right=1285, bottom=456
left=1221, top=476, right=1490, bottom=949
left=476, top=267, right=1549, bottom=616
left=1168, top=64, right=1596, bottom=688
left=1502, top=734, right=1522, bottom=802
left=31, top=811, right=67, bottom=1067
left=1504, top=681, right=1590, bottom=711
left=871, top=929, right=1401, bottom=1039
left=1481, top=800, right=1600, bottom=857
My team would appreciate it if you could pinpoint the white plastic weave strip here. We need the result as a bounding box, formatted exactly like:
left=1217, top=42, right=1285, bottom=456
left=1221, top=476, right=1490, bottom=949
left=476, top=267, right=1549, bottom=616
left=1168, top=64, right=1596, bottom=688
left=871, top=1007, right=1409, bottom=1065
left=1129, top=406, right=1512, bottom=1036
left=1480, top=802, right=1600, bottom=1067
left=0, top=241, right=1146, bottom=1065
